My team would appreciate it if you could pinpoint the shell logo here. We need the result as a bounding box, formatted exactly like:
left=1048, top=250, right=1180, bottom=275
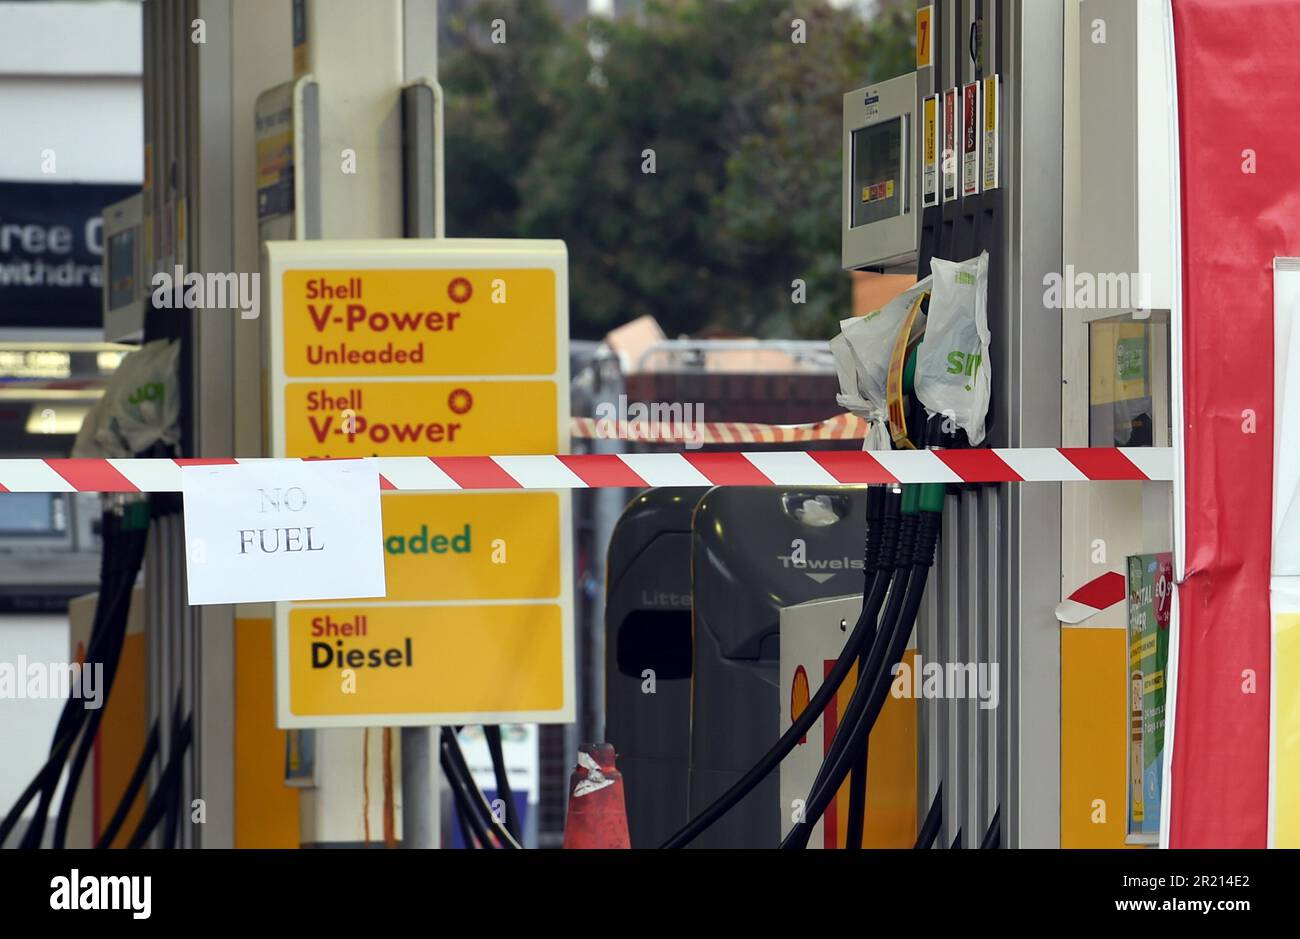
left=791, top=665, right=810, bottom=745
left=447, top=387, right=474, bottom=415
left=447, top=276, right=473, bottom=304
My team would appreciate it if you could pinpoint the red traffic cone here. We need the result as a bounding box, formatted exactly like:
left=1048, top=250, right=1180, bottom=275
left=562, top=744, right=631, bottom=849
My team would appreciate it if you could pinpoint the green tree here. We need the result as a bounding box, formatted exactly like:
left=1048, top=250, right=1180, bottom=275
left=441, top=0, right=914, bottom=339
left=717, top=0, right=916, bottom=338
left=441, top=0, right=576, bottom=238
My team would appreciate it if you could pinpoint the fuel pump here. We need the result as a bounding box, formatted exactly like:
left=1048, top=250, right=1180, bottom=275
left=816, top=2, right=1022, bottom=846
left=780, top=69, right=993, bottom=842
left=793, top=248, right=993, bottom=848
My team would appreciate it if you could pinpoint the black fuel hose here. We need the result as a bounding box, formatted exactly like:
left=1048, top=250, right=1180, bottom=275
left=783, top=561, right=925, bottom=848
left=454, top=797, right=482, bottom=849
left=980, top=806, right=1002, bottom=848
left=784, top=511, right=918, bottom=839
left=2, top=510, right=146, bottom=848
left=94, top=720, right=160, bottom=849
left=914, top=786, right=943, bottom=848
left=484, top=725, right=521, bottom=841
left=123, top=712, right=193, bottom=849
left=161, top=694, right=186, bottom=848
left=783, top=509, right=940, bottom=849
left=440, top=734, right=497, bottom=849
left=14, top=550, right=124, bottom=847
left=52, top=554, right=150, bottom=849
left=846, top=500, right=893, bottom=850
left=846, top=687, right=871, bottom=848
left=440, top=727, right=521, bottom=849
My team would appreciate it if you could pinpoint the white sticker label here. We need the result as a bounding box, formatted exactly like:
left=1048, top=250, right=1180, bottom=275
left=982, top=75, right=1000, bottom=192
left=181, top=460, right=386, bottom=605
left=942, top=87, right=959, bottom=203
left=962, top=81, right=981, bottom=197
left=922, top=94, right=939, bottom=208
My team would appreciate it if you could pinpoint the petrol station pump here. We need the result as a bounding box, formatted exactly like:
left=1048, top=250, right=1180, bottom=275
left=6, top=0, right=1223, bottom=854
left=818, top=0, right=1172, bottom=852
left=606, top=0, right=1175, bottom=849
left=857, top=0, right=1166, bottom=850
left=813, top=0, right=1164, bottom=850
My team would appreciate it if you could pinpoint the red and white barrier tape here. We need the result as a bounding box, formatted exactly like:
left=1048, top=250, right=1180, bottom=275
left=1055, top=570, right=1127, bottom=624
left=569, top=411, right=869, bottom=444
left=0, top=447, right=1172, bottom=493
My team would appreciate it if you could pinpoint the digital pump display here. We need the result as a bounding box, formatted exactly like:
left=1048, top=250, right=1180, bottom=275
left=851, top=118, right=904, bottom=228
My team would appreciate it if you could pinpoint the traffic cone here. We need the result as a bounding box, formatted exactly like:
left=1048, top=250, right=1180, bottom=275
left=562, top=743, right=631, bottom=849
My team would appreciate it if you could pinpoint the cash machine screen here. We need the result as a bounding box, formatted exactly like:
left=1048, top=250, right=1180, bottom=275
left=851, top=118, right=904, bottom=228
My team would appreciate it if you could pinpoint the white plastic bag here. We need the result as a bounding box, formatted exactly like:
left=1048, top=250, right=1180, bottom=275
left=71, top=400, right=114, bottom=458
left=73, top=339, right=181, bottom=457
left=831, top=334, right=892, bottom=451
left=914, top=252, right=991, bottom=445
left=832, top=276, right=931, bottom=451
left=73, top=349, right=144, bottom=459
left=113, top=339, right=181, bottom=453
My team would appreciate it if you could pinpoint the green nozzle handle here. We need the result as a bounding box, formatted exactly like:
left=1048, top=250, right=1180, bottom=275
left=919, top=482, right=946, bottom=515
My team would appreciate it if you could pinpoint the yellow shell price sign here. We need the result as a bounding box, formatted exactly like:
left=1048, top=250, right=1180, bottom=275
left=280, top=379, right=557, bottom=458
left=286, top=603, right=567, bottom=720
left=279, top=267, right=557, bottom=378
left=374, top=493, right=562, bottom=603
left=265, top=239, right=573, bottom=728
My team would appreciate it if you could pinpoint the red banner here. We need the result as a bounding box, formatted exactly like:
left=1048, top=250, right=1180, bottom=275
left=1169, top=0, right=1300, bottom=847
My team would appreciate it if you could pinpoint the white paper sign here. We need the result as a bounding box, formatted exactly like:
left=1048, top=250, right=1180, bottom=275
left=181, top=460, right=386, bottom=605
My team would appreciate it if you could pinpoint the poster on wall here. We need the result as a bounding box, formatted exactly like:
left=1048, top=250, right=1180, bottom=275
left=255, top=83, right=297, bottom=243
left=1127, top=551, right=1172, bottom=843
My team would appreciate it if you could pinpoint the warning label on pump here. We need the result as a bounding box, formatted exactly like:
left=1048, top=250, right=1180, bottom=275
left=281, top=268, right=557, bottom=377
left=283, top=379, right=557, bottom=457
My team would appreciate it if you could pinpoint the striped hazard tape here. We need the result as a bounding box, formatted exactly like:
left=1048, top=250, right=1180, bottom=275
left=1055, top=570, right=1127, bottom=624
left=569, top=411, right=870, bottom=444
left=0, top=447, right=1173, bottom=493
